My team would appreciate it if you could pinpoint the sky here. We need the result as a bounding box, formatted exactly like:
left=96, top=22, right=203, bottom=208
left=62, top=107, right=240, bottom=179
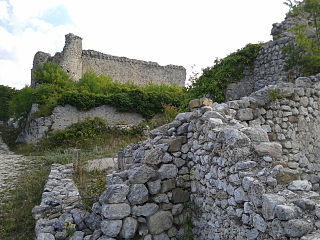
left=0, top=0, right=290, bottom=89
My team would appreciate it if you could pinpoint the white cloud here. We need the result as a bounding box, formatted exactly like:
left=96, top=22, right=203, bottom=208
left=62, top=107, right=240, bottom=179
left=0, top=0, right=289, bottom=89
left=0, top=1, right=9, bottom=21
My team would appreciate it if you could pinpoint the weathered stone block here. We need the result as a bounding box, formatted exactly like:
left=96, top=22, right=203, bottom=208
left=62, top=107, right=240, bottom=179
left=158, top=164, right=178, bottom=180
left=288, top=180, right=312, bottom=191
left=128, top=184, right=149, bottom=205
left=120, top=217, right=138, bottom=239
left=262, top=194, right=286, bottom=220
left=101, top=220, right=122, bottom=237
left=254, top=142, right=282, bottom=159
left=99, top=184, right=129, bottom=204
left=148, top=211, right=173, bottom=235
left=132, top=203, right=159, bottom=217
left=274, top=205, right=299, bottom=220
left=128, top=165, right=157, bottom=184
left=237, top=108, right=254, bottom=121
left=101, top=203, right=131, bottom=220
left=172, top=188, right=190, bottom=203
left=275, top=168, right=300, bottom=185
left=282, top=219, right=313, bottom=238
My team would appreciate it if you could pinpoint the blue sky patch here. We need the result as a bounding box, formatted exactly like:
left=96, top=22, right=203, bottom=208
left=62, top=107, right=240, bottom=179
left=40, top=5, right=72, bottom=27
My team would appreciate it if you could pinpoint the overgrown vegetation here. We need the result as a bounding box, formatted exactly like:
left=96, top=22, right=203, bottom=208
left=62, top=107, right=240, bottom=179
left=283, top=0, right=320, bottom=76
left=185, top=43, right=263, bottom=105
left=6, top=65, right=185, bottom=125
left=38, top=117, right=146, bottom=150
left=0, top=85, right=16, bottom=122
left=268, top=88, right=285, bottom=101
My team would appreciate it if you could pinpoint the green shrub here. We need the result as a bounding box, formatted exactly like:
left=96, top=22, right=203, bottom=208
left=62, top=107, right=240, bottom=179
left=8, top=87, right=35, bottom=122
left=39, top=117, right=146, bottom=149
left=185, top=43, right=263, bottom=107
left=57, top=87, right=183, bottom=119
left=8, top=65, right=186, bottom=121
left=268, top=88, right=284, bottom=101
left=283, top=0, right=320, bottom=76
left=0, top=85, right=16, bottom=121
left=32, top=62, right=71, bottom=86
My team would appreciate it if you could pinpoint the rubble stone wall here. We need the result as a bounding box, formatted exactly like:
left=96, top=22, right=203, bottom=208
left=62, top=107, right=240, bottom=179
left=17, top=104, right=144, bottom=143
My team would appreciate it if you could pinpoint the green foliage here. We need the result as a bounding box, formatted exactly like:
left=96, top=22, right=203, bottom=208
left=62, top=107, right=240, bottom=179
left=0, top=85, right=16, bottom=121
left=8, top=87, right=35, bottom=122
left=268, top=88, right=285, bottom=101
left=32, top=62, right=71, bottom=86
left=39, top=117, right=145, bottom=149
left=284, top=0, right=302, bottom=16
left=0, top=125, right=20, bottom=149
left=283, top=0, right=320, bottom=75
left=57, top=85, right=183, bottom=119
left=8, top=64, right=185, bottom=121
left=185, top=43, right=263, bottom=106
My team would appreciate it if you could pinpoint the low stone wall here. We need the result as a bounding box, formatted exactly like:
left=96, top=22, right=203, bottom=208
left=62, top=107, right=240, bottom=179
left=32, top=164, right=97, bottom=240
left=17, top=104, right=144, bottom=143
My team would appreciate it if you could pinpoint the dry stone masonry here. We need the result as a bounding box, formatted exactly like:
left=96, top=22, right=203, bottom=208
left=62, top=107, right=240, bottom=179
left=34, top=74, right=320, bottom=239
left=225, top=14, right=307, bottom=101
left=31, top=33, right=186, bottom=87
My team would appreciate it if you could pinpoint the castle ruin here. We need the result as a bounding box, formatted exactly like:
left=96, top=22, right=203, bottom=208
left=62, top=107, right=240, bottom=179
left=31, top=33, right=186, bottom=87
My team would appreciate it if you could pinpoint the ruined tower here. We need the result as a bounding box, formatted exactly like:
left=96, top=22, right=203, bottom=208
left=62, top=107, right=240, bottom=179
left=59, top=33, right=83, bottom=81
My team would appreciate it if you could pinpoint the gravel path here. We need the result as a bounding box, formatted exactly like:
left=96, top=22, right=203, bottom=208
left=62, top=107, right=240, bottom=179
left=0, top=137, right=26, bottom=201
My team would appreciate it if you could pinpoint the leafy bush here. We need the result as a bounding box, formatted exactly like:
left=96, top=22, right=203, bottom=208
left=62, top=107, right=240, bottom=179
left=8, top=63, right=185, bottom=121
left=0, top=85, right=16, bottom=121
left=8, top=87, right=35, bottom=121
left=57, top=85, right=183, bottom=119
left=185, top=43, right=262, bottom=106
left=40, top=117, right=145, bottom=149
left=283, top=0, right=320, bottom=76
left=32, top=62, right=71, bottom=86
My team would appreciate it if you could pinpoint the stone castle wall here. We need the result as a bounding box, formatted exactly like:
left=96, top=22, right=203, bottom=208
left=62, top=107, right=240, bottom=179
left=31, top=34, right=186, bottom=87
left=82, top=50, right=186, bottom=86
